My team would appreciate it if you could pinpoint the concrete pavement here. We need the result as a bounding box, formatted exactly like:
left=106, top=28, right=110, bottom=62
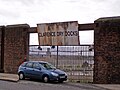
left=0, top=73, right=19, bottom=82
left=0, top=73, right=120, bottom=90
left=94, top=84, right=120, bottom=90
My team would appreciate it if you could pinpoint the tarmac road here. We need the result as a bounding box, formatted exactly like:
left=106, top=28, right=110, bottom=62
left=0, top=80, right=109, bottom=90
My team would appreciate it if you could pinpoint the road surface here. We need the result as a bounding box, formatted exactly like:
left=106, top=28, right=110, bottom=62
left=0, top=80, right=108, bottom=90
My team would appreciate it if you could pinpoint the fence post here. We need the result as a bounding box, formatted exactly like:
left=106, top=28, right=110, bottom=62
left=56, top=46, right=58, bottom=68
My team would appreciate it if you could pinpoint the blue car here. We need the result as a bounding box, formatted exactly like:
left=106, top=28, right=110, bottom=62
left=18, top=61, right=67, bottom=83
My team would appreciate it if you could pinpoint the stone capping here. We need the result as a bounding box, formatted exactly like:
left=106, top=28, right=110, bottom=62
left=95, top=16, right=120, bottom=22
left=0, top=26, right=5, bottom=29
left=6, top=24, right=30, bottom=28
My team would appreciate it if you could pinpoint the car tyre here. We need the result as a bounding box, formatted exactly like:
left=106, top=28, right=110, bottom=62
left=42, top=75, right=49, bottom=83
left=19, top=72, right=25, bottom=80
left=58, top=80, right=63, bottom=83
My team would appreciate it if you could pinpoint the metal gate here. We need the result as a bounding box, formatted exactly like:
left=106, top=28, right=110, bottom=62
left=29, top=45, right=94, bottom=83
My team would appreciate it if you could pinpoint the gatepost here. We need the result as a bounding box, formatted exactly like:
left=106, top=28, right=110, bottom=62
left=4, top=24, right=30, bottom=73
left=0, top=26, right=5, bottom=72
left=94, top=17, right=120, bottom=84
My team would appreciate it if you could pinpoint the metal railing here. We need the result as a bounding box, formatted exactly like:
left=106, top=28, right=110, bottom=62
left=29, top=45, right=94, bottom=83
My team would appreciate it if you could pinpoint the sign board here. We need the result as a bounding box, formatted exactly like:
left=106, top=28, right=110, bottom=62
left=37, top=21, right=80, bottom=46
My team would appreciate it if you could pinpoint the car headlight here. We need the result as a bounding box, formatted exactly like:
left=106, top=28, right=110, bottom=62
left=65, top=72, right=67, bottom=76
left=51, top=72, right=59, bottom=76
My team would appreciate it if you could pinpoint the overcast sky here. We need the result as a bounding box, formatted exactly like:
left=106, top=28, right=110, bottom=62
left=0, top=0, right=119, bottom=45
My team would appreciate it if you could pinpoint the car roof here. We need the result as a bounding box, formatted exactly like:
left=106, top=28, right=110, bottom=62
left=25, top=61, right=48, bottom=63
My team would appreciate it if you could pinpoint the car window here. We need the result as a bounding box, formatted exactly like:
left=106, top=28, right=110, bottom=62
left=33, top=63, right=40, bottom=69
left=25, top=62, right=33, bottom=68
left=40, top=62, right=56, bottom=70
left=21, top=62, right=27, bottom=67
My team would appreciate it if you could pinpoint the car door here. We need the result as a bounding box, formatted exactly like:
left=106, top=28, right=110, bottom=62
left=32, top=62, right=42, bottom=79
left=24, top=62, right=34, bottom=78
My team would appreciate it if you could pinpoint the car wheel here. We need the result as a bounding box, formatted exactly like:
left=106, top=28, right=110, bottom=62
left=42, top=75, right=49, bottom=83
left=58, top=80, right=63, bottom=83
left=19, top=72, right=25, bottom=80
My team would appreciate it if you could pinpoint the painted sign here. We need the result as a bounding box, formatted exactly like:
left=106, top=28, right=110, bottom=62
left=37, top=21, right=80, bottom=46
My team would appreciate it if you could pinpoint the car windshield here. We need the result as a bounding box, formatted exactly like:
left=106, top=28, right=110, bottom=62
left=40, top=62, right=56, bottom=70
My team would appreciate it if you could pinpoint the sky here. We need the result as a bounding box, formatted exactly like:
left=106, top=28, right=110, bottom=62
left=0, top=0, right=119, bottom=45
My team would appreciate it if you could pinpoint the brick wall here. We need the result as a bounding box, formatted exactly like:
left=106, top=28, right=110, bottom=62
left=0, top=27, right=2, bottom=71
left=94, top=17, right=120, bottom=84
left=0, top=26, right=4, bottom=72
left=4, top=24, right=30, bottom=73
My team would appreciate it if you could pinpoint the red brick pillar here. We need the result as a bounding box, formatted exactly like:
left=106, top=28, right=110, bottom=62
left=4, top=24, right=30, bottom=73
left=94, top=17, right=120, bottom=84
left=0, top=26, right=5, bottom=72
left=0, top=27, right=2, bottom=71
